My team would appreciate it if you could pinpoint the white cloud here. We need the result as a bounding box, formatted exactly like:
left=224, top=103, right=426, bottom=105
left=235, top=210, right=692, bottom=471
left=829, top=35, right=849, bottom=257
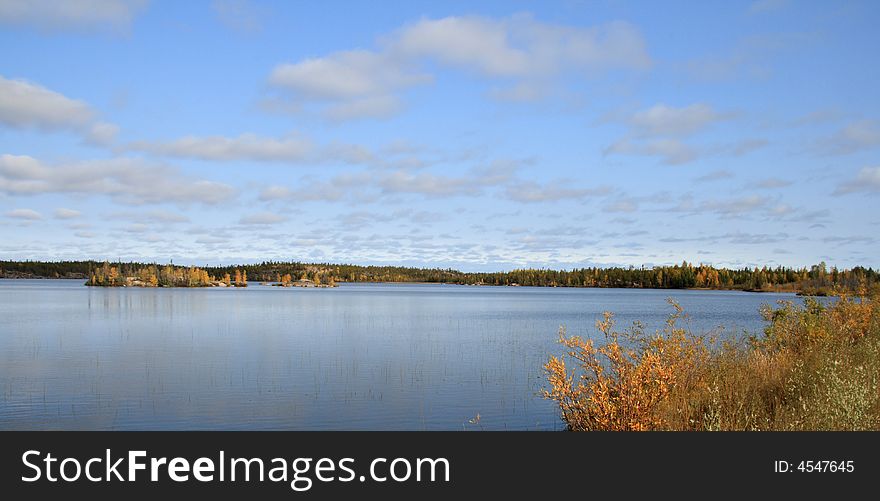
left=378, top=171, right=482, bottom=197
left=265, top=171, right=374, bottom=203
left=125, top=132, right=448, bottom=169
left=376, top=162, right=517, bottom=198
left=767, top=204, right=794, bottom=217
left=238, top=212, right=287, bottom=225
left=267, top=14, right=650, bottom=120
left=323, top=142, right=375, bottom=165
left=127, top=133, right=312, bottom=162
left=108, top=209, right=190, bottom=224
left=270, top=50, right=426, bottom=101
left=0, top=76, right=92, bottom=129
left=5, top=208, right=42, bottom=220
left=0, top=0, right=147, bottom=32
left=259, top=185, right=293, bottom=201
left=391, top=15, right=650, bottom=77
left=603, top=198, right=639, bottom=213
left=605, top=103, right=732, bottom=165
left=821, top=120, right=880, bottom=155
left=122, top=223, right=149, bottom=233
left=260, top=162, right=518, bottom=203
left=0, top=153, right=42, bottom=179
left=724, top=231, right=787, bottom=245
left=695, top=170, right=734, bottom=182
left=647, top=193, right=774, bottom=218
left=505, top=181, right=611, bottom=202
left=337, top=210, right=394, bottom=228
left=787, top=209, right=830, bottom=225
left=0, top=75, right=118, bottom=143
left=793, top=109, right=845, bottom=126
left=269, top=50, right=429, bottom=120
left=834, top=166, right=880, bottom=195
left=334, top=209, right=446, bottom=228
left=86, top=122, right=120, bottom=146
left=750, top=177, right=793, bottom=189
left=404, top=210, right=446, bottom=224
left=629, top=103, right=726, bottom=137
left=727, top=138, right=768, bottom=156
left=323, top=95, right=403, bottom=122
left=392, top=16, right=531, bottom=76
left=0, top=154, right=234, bottom=205
left=605, top=138, right=697, bottom=165
left=54, top=208, right=82, bottom=219
left=699, top=195, right=771, bottom=216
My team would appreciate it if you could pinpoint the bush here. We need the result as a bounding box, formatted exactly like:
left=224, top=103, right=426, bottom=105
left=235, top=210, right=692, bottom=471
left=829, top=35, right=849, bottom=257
left=544, top=292, right=880, bottom=431
left=543, top=300, right=708, bottom=431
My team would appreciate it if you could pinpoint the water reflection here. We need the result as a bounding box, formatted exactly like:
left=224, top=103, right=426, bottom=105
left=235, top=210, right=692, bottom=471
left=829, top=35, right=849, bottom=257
left=0, top=279, right=801, bottom=430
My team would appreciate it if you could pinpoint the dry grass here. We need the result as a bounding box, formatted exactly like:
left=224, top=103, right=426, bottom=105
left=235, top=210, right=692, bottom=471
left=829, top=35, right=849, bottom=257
left=544, top=289, right=880, bottom=431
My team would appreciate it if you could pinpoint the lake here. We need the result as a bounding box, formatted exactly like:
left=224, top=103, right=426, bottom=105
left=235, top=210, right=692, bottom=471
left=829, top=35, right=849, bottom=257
left=0, top=279, right=801, bottom=430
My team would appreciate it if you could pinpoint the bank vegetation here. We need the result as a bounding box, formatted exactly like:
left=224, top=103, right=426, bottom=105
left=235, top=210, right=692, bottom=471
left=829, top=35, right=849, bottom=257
left=544, top=287, right=880, bottom=430
left=1, top=260, right=875, bottom=294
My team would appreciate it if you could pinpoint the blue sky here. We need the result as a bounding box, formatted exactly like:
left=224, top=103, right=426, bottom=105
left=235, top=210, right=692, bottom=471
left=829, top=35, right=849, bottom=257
left=1, top=0, right=878, bottom=271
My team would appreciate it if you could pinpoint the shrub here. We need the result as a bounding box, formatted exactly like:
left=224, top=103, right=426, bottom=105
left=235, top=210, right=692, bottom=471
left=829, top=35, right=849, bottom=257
left=544, top=293, right=879, bottom=431
left=543, top=300, right=707, bottom=431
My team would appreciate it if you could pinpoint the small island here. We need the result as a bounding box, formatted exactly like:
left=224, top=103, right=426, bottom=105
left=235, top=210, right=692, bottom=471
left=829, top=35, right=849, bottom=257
left=271, top=272, right=336, bottom=288
left=81, top=261, right=338, bottom=288
left=86, top=262, right=247, bottom=288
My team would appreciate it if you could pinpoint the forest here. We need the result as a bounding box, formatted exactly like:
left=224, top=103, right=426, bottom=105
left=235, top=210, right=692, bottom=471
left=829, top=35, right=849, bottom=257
left=0, top=259, right=876, bottom=293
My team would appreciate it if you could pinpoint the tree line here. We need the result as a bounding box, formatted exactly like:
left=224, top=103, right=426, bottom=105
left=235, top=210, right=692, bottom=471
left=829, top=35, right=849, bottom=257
left=1, top=259, right=876, bottom=293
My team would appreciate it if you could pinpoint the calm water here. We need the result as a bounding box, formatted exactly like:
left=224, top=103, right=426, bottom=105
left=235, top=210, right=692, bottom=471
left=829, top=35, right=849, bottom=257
left=0, top=279, right=800, bottom=430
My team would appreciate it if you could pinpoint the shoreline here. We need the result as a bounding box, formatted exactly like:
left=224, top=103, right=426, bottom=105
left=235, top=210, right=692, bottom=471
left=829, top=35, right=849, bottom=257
left=3, top=260, right=868, bottom=296
left=0, top=275, right=818, bottom=294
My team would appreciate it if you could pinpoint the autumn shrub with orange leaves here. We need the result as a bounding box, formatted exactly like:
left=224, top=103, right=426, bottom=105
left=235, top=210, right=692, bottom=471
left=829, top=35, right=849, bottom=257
left=543, top=300, right=709, bottom=431
left=545, top=289, right=880, bottom=431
